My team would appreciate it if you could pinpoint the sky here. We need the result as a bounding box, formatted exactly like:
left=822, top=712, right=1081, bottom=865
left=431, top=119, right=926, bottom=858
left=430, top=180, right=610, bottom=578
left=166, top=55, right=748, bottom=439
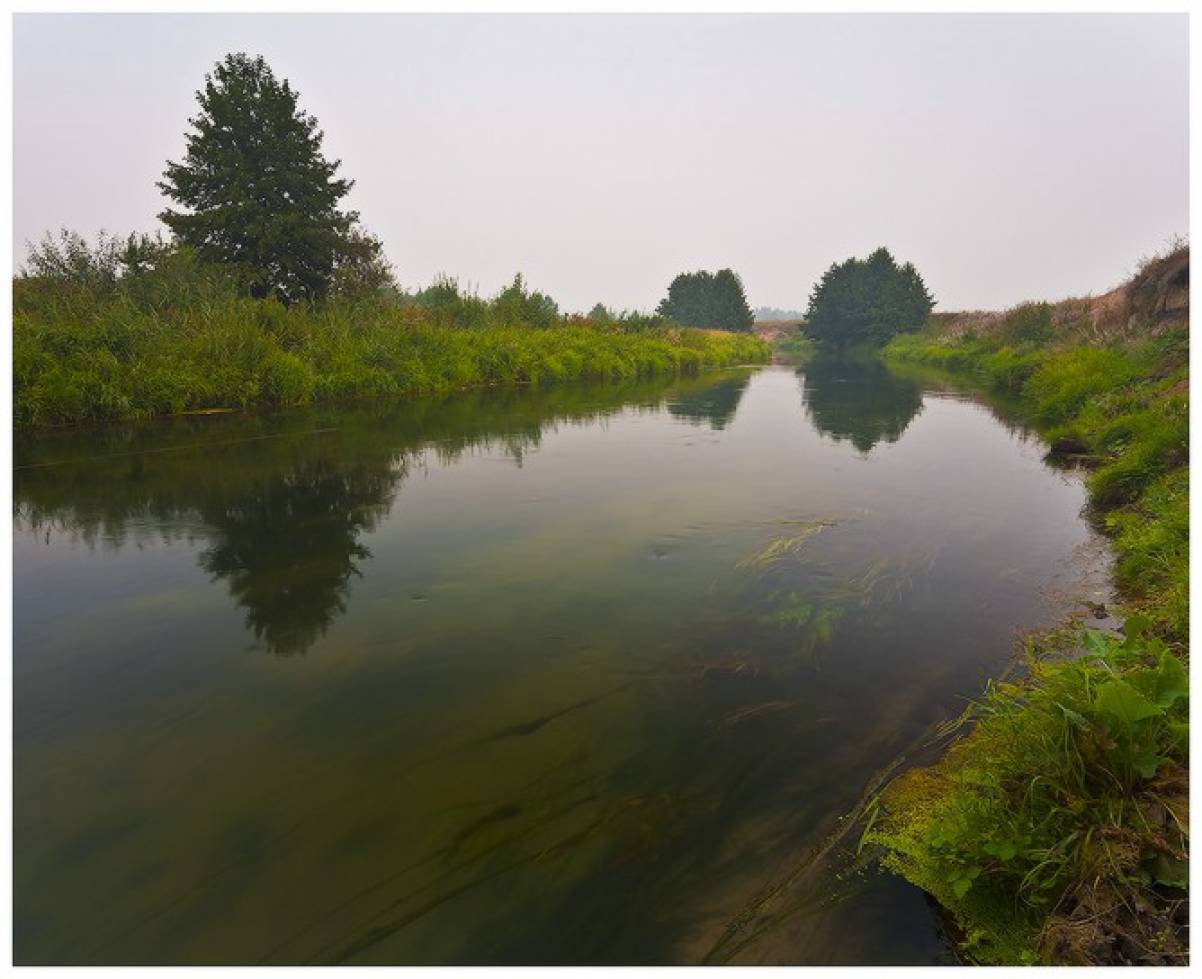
left=13, top=13, right=1189, bottom=313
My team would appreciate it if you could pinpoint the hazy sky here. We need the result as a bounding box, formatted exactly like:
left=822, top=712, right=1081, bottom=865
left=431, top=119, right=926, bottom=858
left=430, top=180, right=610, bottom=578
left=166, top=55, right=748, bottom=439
left=14, top=13, right=1188, bottom=312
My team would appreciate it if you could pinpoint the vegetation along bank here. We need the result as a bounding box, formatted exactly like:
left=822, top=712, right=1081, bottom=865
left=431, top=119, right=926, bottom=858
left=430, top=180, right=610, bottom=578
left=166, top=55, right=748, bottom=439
left=13, top=257, right=768, bottom=429
left=858, top=244, right=1189, bottom=965
left=14, top=51, right=767, bottom=430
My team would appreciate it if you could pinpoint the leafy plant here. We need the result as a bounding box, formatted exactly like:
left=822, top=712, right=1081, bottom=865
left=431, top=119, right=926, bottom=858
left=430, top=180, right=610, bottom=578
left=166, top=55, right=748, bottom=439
left=865, top=618, right=1188, bottom=964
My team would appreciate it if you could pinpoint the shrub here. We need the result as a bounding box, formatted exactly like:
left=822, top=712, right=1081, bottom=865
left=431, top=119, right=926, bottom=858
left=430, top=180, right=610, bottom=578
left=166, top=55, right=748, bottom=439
left=999, top=302, right=1054, bottom=345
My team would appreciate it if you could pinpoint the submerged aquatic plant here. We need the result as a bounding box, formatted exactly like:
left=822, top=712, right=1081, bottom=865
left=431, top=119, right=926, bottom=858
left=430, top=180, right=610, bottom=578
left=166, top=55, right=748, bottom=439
left=719, top=700, right=800, bottom=728
left=736, top=520, right=838, bottom=570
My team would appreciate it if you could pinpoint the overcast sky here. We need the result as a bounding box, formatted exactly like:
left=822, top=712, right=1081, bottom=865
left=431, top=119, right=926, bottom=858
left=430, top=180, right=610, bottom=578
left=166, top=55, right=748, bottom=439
left=14, top=13, right=1188, bottom=312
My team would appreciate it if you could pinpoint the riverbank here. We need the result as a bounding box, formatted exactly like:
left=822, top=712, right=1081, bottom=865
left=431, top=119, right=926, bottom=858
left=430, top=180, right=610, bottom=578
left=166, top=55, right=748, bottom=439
left=13, top=280, right=769, bottom=428
left=864, top=246, right=1189, bottom=964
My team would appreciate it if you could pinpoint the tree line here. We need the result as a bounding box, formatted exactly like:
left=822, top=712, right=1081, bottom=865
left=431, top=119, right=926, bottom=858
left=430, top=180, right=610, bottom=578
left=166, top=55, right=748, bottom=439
left=23, top=51, right=762, bottom=334
left=22, top=50, right=936, bottom=342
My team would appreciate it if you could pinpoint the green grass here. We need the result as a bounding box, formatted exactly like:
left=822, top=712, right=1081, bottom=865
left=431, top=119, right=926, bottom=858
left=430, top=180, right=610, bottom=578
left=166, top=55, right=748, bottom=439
left=14, top=278, right=769, bottom=427
left=877, top=317, right=1188, bottom=964
left=864, top=618, right=1188, bottom=965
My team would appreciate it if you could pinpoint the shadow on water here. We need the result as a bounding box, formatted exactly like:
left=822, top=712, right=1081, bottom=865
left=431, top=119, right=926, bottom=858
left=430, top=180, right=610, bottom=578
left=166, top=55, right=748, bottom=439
left=14, top=370, right=754, bottom=656
left=799, top=355, right=924, bottom=454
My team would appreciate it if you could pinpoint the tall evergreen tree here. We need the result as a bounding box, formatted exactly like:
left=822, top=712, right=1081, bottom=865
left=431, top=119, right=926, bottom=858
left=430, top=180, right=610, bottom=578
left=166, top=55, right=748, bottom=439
left=656, top=268, right=754, bottom=332
left=804, top=247, right=934, bottom=348
left=711, top=268, right=755, bottom=332
left=158, top=53, right=357, bottom=303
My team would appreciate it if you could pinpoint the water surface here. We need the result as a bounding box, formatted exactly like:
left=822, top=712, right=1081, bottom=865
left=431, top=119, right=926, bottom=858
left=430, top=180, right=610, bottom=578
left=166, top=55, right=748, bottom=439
left=14, top=362, right=1109, bottom=964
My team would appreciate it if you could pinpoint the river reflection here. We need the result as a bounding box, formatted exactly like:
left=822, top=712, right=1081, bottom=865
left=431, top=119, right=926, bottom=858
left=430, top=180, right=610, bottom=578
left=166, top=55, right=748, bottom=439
left=667, top=372, right=751, bottom=430
left=800, top=355, right=924, bottom=453
left=15, top=372, right=754, bottom=656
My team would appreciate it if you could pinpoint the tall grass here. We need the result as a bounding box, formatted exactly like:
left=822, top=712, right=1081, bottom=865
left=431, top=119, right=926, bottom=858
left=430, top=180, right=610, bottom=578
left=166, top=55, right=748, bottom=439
left=14, top=273, right=769, bottom=428
left=865, top=619, right=1188, bottom=965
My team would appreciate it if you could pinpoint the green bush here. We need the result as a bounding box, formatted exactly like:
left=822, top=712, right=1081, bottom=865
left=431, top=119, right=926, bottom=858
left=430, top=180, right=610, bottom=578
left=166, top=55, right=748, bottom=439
left=999, top=302, right=1054, bottom=345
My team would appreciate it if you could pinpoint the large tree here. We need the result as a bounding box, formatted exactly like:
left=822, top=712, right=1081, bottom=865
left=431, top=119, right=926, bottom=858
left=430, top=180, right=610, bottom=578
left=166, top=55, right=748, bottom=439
left=158, top=53, right=358, bottom=303
left=804, top=247, right=935, bottom=349
left=656, top=268, right=754, bottom=332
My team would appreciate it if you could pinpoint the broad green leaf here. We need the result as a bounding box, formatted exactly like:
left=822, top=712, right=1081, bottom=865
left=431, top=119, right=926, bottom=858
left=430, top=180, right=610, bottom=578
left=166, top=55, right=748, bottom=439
left=951, top=876, right=973, bottom=899
left=1094, top=679, right=1161, bottom=723
left=1122, top=614, right=1152, bottom=643
left=1083, top=629, right=1111, bottom=660
left=1147, top=852, right=1189, bottom=889
left=1131, top=749, right=1169, bottom=779
left=1154, top=652, right=1188, bottom=707
left=984, top=839, right=1018, bottom=861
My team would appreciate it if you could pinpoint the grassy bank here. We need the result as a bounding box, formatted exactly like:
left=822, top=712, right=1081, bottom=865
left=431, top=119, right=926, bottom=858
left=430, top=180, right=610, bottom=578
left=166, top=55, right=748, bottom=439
left=767, top=330, right=816, bottom=363
left=863, top=248, right=1189, bottom=964
left=14, top=277, right=769, bottom=428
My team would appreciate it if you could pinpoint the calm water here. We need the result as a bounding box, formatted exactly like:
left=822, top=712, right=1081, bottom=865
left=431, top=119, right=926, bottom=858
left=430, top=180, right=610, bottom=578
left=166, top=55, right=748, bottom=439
left=14, top=361, right=1110, bottom=965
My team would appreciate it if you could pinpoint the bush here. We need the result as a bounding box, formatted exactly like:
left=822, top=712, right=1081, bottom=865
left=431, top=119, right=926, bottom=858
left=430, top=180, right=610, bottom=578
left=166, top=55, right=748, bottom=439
left=999, top=302, right=1053, bottom=345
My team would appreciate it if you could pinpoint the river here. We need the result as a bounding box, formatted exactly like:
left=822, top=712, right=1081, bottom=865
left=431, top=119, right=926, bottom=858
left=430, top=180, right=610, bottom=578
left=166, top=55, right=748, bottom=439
left=13, top=360, right=1111, bottom=964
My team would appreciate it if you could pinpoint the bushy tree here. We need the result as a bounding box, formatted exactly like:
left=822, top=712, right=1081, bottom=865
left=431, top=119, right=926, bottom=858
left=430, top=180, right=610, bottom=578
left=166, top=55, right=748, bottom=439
left=656, top=268, right=754, bottom=332
left=330, top=228, right=397, bottom=299
left=413, top=275, right=490, bottom=329
left=491, top=273, right=560, bottom=328
left=805, top=247, right=935, bottom=348
left=158, top=52, right=360, bottom=303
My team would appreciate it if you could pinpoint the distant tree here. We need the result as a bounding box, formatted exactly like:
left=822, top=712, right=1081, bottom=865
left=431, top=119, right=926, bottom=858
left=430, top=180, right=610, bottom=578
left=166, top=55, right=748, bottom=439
left=754, top=306, right=805, bottom=322
left=656, top=268, right=754, bottom=332
left=158, top=52, right=358, bottom=303
left=491, top=273, right=560, bottom=328
left=804, top=247, right=935, bottom=349
left=711, top=269, right=755, bottom=332
left=588, top=302, right=613, bottom=322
